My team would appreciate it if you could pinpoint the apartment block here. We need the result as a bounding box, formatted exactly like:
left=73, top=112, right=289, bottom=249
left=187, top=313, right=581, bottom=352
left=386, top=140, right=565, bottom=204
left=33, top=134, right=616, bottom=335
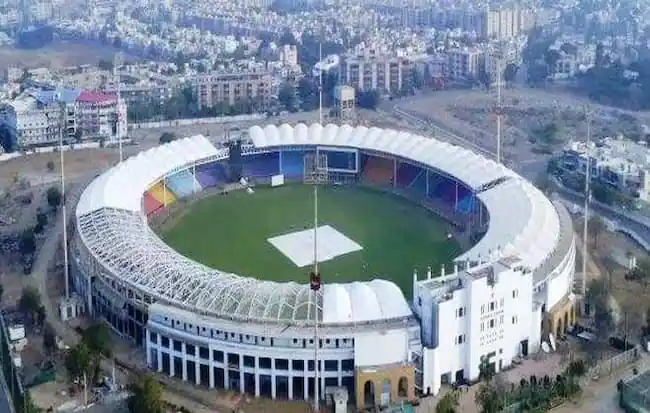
left=339, top=47, right=414, bottom=93
left=0, top=88, right=127, bottom=149
left=191, top=71, right=273, bottom=110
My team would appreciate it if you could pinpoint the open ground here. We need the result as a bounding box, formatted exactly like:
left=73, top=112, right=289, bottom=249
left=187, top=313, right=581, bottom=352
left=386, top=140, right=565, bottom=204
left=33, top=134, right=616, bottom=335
left=0, top=41, right=137, bottom=70
left=158, top=184, right=461, bottom=296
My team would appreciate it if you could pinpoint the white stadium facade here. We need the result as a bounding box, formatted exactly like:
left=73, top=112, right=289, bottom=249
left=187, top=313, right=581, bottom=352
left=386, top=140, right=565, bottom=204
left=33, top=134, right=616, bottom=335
left=71, top=123, right=576, bottom=409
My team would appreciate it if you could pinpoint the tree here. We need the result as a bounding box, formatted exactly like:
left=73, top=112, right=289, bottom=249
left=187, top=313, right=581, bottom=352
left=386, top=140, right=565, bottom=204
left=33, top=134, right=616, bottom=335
left=475, top=382, right=504, bottom=413
left=18, top=286, right=41, bottom=321
left=357, top=90, right=380, bottom=110
left=128, top=374, right=165, bottom=413
left=46, top=161, right=55, bottom=172
left=36, top=211, right=48, bottom=228
left=158, top=132, right=176, bottom=145
left=478, top=356, right=495, bottom=382
left=18, top=229, right=36, bottom=256
left=46, top=186, right=62, bottom=210
left=43, top=323, right=57, bottom=354
left=503, top=63, right=519, bottom=84
left=435, top=390, right=460, bottom=413
left=278, top=82, right=297, bottom=111
left=82, top=323, right=113, bottom=358
left=65, top=342, right=92, bottom=382
left=588, top=215, right=606, bottom=249
left=36, top=305, right=46, bottom=326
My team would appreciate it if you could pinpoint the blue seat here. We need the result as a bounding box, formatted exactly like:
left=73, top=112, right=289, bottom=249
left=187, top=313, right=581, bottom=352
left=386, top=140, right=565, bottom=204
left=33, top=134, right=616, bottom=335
left=167, top=170, right=201, bottom=198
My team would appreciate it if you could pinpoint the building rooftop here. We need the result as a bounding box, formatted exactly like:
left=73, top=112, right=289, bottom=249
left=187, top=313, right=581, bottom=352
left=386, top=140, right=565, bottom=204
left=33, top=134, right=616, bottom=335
left=77, top=90, right=117, bottom=104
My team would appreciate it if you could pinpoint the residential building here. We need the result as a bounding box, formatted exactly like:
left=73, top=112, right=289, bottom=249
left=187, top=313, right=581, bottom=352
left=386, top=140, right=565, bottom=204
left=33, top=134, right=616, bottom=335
left=339, top=45, right=414, bottom=93
left=75, top=91, right=128, bottom=141
left=446, top=47, right=484, bottom=80
left=191, top=71, right=273, bottom=110
left=0, top=88, right=127, bottom=149
left=484, top=8, right=535, bottom=39
left=561, top=137, right=650, bottom=202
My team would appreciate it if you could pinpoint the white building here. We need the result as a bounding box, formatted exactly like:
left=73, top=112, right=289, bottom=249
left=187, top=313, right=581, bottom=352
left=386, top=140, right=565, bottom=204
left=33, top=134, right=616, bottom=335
left=563, top=137, right=650, bottom=202
left=415, top=259, right=539, bottom=394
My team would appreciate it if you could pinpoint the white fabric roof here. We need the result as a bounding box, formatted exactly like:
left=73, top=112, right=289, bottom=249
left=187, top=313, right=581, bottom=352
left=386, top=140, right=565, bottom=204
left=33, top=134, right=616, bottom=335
left=249, top=123, right=515, bottom=189
left=74, top=123, right=562, bottom=325
left=455, top=179, right=560, bottom=273
left=76, top=135, right=220, bottom=217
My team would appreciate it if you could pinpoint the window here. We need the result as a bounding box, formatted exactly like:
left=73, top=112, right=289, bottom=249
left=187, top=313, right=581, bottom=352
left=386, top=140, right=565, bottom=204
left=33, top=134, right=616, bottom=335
left=186, top=344, right=195, bottom=356
left=489, top=319, right=495, bottom=328
left=489, top=301, right=495, bottom=311
left=499, top=315, right=504, bottom=325
left=480, top=322, right=485, bottom=332
left=149, top=331, right=157, bottom=342
left=418, top=297, right=422, bottom=306
left=512, top=289, right=518, bottom=298
left=481, top=305, right=485, bottom=314
left=512, top=316, right=518, bottom=324
left=456, top=335, right=465, bottom=345
left=500, top=298, right=504, bottom=307
left=457, top=307, right=465, bottom=317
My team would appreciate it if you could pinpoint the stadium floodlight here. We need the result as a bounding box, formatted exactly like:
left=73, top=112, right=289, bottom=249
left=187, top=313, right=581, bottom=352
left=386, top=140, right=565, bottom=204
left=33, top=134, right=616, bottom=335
left=58, top=95, right=70, bottom=300
left=309, top=143, right=327, bottom=412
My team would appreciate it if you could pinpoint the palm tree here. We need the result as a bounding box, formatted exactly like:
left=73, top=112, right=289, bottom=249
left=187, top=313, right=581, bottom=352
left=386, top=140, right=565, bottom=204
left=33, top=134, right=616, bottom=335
left=435, top=390, right=460, bottom=413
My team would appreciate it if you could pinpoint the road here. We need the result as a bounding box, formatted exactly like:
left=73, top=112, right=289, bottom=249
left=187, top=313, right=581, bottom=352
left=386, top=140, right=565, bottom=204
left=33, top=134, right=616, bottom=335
left=0, top=370, right=13, bottom=413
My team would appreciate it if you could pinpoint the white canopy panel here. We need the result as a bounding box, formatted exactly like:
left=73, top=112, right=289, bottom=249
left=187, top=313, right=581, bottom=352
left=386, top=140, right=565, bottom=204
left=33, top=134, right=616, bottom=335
left=249, top=123, right=515, bottom=190
left=76, top=135, right=220, bottom=217
left=455, top=179, right=560, bottom=273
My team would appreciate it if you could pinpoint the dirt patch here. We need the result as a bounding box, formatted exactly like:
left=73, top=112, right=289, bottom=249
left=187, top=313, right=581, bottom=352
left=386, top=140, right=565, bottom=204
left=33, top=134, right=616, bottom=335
left=401, top=87, right=650, bottom=163
left=0, top=41, right=138, bottom=70
left=0, top=149, right=118, bottom=188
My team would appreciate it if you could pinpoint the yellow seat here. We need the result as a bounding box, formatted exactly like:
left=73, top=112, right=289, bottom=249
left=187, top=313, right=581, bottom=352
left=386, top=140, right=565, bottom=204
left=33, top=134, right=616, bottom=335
left=148, top=181, right=177, bottom=206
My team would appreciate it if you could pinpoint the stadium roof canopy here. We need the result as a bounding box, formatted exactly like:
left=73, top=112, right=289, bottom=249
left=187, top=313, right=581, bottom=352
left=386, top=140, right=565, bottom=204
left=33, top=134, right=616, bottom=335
left=249, top=123, right=515, bottom=190
left=75, top=124, right=562, bottom=325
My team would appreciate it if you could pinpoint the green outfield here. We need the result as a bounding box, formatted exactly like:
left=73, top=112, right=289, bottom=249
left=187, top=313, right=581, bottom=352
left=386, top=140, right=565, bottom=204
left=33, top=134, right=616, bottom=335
left=159, top=184, right=461, bottom=296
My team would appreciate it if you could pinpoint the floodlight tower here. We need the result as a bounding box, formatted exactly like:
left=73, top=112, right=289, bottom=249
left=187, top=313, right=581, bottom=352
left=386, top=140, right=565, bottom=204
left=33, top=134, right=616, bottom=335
left=113, top=52, right=124, bottom=163
left=58, top=94, right=70, bottom=301
left=495, top=51, right=503, bottom=165
left=309, top=41, right=324, bottom=413
left=580, top=109, right=592, bottom=301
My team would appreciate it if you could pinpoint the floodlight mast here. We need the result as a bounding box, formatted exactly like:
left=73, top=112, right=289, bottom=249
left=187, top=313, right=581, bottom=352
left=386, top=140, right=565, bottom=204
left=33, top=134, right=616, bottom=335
left=581, top=110, right=592, bottom=299
left=312, top=42, right=323, bottom=413
left=114, top=52, right=123, bottom=163
left=59, top=98, right=70, bottom=301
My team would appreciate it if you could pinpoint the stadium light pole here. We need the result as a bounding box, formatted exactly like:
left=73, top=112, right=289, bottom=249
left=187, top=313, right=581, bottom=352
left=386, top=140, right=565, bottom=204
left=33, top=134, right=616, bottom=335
left=496, top=50, right=502, bottom=165
left=318, top=42, right=323, bottom=125
left=58, top=97, right=70, bottom=301
left=581, top=109, right=592, bottom=301
left=114, top=52, right=123, bottom=163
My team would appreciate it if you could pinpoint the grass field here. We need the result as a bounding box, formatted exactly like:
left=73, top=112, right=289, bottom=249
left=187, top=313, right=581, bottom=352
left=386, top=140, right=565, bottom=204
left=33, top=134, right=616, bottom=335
left=160, top=184, right=461, bottom=296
